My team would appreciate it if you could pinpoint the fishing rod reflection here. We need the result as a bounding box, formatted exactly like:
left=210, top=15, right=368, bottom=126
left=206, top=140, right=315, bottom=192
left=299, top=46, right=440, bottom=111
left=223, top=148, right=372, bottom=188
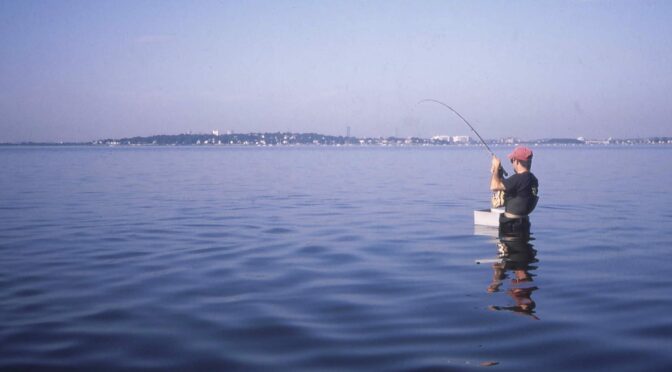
left=479, top=225, right=539, bottom=320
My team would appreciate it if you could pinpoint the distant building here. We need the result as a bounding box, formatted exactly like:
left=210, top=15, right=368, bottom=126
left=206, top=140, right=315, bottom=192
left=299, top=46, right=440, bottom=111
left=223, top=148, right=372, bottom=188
left=452, top=135, right=470, bottom=144
left=432, top=135, right=452, bottom=142
left=584, top=139, right=610, bottom=145
left=212, top=130, right=219, bottom=136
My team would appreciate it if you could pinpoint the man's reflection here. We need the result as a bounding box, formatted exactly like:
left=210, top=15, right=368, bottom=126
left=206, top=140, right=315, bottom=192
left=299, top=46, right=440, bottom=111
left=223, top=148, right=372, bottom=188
left=487, top=227, right=539, bottom=320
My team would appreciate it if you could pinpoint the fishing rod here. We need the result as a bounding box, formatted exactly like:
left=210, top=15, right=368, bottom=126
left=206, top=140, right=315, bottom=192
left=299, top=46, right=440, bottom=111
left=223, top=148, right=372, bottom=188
left=418, top=98, right=507, bottom=176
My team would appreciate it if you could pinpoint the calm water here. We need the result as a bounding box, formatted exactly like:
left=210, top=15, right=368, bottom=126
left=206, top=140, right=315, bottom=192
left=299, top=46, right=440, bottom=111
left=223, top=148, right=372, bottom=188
left=1, top=146, right=671, bottom=371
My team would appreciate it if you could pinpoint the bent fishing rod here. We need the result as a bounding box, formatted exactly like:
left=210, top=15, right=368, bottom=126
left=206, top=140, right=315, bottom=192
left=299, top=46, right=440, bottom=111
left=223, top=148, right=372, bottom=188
left=418, top=98, right=507, bottom=176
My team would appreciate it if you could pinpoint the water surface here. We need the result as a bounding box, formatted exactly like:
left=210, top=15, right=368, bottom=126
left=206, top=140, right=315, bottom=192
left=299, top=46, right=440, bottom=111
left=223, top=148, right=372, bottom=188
left=1, top=146, right=671, bottom=370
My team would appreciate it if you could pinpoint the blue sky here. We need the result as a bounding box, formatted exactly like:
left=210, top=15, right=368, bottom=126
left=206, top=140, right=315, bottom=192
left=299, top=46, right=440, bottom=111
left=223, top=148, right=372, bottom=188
left=1, top=0, right=671, bottom=142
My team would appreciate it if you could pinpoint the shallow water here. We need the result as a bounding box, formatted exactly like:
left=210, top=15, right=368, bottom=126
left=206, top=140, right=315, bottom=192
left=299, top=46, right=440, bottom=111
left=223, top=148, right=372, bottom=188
left=1, top=145, right=671, bottom=370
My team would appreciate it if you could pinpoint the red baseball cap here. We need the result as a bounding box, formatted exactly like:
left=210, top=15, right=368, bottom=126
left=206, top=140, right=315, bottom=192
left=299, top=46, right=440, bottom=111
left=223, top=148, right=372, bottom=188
left=508, top=146, right=533, bottom=161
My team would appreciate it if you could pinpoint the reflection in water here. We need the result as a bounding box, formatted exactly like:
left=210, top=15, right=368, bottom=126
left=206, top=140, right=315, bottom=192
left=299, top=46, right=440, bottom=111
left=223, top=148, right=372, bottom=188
left=486, top=224, right=539, bottom=320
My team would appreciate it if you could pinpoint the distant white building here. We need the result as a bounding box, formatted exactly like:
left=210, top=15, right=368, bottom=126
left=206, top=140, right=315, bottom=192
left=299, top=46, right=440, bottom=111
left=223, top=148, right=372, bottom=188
left=432, top=135, right=452, bottom=142
left=452, top=136, right=471, bottom=143
left=212, top=130, right=219, bottom=136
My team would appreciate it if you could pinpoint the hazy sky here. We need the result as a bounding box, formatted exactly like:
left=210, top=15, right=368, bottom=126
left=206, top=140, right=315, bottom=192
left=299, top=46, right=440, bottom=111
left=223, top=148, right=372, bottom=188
left=1, top=0, right=671, bottom=142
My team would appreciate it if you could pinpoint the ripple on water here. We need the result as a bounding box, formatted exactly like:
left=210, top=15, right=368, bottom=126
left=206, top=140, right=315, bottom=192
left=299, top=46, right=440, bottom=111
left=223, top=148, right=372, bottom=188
left=263, top=227, right=294, bottom=234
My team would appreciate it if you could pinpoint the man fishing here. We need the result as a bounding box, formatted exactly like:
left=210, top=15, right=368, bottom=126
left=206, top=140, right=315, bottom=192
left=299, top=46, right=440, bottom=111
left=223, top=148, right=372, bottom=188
left=490, top=146, right=539, bottom=237
left=417, top=99, right=539, bottom=235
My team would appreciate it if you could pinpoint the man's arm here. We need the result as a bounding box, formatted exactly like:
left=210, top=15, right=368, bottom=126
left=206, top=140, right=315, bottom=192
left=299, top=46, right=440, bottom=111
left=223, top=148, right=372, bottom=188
left=490, top=156, right=506, bottom=191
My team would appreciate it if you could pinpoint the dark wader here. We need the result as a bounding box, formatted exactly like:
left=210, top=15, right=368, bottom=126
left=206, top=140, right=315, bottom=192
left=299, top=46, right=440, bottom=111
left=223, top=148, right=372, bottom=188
left=499, top=214, right=531, bottom=238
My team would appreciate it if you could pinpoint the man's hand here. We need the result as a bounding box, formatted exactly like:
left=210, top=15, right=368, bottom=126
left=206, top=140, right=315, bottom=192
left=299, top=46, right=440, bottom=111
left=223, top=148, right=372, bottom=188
left=491, top=156, right=501, bottom=174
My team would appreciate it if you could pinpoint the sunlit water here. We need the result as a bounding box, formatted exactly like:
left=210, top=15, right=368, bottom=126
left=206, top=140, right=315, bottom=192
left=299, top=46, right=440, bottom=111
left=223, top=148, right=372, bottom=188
left=1, top=146, right=671, bottom=371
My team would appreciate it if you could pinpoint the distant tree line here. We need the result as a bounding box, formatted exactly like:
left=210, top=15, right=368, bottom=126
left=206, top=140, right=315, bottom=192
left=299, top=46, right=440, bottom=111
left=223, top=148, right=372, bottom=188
left=97, top=132, right=363, bottom=146
left=96, top=132, right=443, bottom=146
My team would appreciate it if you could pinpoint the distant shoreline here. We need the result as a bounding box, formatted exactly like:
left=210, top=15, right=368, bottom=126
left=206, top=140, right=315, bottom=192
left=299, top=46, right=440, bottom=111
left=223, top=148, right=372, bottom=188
left=2, top=132, right=671, bottom=147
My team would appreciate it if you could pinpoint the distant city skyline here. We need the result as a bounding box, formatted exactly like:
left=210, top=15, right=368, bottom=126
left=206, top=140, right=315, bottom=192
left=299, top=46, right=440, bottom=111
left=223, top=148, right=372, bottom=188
left=1, top=0, right=671, bottom=143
